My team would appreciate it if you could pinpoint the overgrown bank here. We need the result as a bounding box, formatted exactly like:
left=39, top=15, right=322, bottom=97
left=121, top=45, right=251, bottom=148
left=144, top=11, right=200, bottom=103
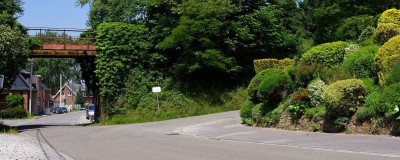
left=240, top=9, right=400, bottom=135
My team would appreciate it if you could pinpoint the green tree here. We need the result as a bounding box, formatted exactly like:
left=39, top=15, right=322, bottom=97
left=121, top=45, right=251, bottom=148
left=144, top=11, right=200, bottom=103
left=300, top=0, right=400, bottom=44
left=33, top=58, right=81, bottom=95
left=0, top=0, right=25, bottom=31
left=156, top=0, right=239, bottom=80
left=75, top=91, right=85, bottom=105
left=76, top=0, right=148, bottom=29
left=0, top=25, right=28, bottom=88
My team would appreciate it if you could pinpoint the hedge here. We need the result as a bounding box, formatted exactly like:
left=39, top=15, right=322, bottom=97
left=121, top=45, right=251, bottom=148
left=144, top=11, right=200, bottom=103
left=300, top=41, right=348, bottom=67
left=374, top=35, right=400, bottom=85
left=322, top=79, right=366, bottom=117
left=0, top=108, right=27, bottom=119
left=253, top=58, right=295, bottom=73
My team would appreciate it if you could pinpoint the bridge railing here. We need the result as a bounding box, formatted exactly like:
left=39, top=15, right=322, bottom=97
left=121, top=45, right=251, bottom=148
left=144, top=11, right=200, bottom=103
left=28, top=27, right=96, bottom=51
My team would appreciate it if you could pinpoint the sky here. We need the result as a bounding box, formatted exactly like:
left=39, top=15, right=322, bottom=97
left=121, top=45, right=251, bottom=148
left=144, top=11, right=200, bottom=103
left=17, top=0, right=90, bottom=36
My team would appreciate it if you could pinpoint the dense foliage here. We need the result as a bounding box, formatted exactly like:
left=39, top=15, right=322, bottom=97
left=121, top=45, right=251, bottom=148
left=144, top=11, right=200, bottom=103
left=375, top=35, right=400, bottom=85
left=95, top=22, right=151, bottom=115
left=5, top=94, right=23, bottom=108
left=300, top=41, right=348, bottom=67
left=0, top=107, right=27, bottom=119
left=322, top=79, right=366, bottom=117
left=0, top=25, right=28, bottom=88
left=76, top=0, right=400, bottom=133
left=342, top=45, right=379, bottom=78
left=253, top=58, right=294, bottom=73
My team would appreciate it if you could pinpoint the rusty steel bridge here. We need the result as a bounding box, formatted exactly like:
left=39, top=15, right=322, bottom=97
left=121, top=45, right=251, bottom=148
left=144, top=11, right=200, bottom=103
left=28, top=27, right=96, bottom=58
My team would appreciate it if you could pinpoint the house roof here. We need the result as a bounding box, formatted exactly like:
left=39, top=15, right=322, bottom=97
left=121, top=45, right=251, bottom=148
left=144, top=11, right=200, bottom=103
left=5, top=70, right=50, bottom=92
left=9, top=74, right=31, bottom=90
left=52, top=82, right=86, bottom=98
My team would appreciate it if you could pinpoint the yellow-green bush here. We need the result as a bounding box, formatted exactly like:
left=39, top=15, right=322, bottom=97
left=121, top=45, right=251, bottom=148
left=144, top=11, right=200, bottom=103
left=253, top=58, right=295, bottom=73
left=378, top=9, right=400, bottom=25
left=372, top=23, right=400, bottom=45
left=374, top=35, right=400, bottom=85
left=300, top=41, right=348, bottom=67
left=373, top=9, right=400, bottom=44
left=322, top=79, right=366, bottom=117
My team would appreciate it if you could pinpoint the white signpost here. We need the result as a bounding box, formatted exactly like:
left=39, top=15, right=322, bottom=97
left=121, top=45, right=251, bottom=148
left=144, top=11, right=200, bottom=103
left=0, top=74, right=4, bottom=89
left=152, top=87, right=161, bottom=110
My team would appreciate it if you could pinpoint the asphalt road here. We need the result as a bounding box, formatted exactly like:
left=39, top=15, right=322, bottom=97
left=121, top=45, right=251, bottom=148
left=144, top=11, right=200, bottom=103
left=5, top=111, right=400, bottom=160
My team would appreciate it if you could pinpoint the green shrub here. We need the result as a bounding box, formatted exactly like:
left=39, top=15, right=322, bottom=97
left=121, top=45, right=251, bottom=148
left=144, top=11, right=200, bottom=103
left=240, top=100, right=255, bottom=121
left=257, top=69, right=293, bottom=105
left=294, top=63, right=325, bottom=87
left=137, top=91, right=200, bottom=113
left=307, top=78, right=327, bottom=107
left=322, top=79, right=367, bottom=117
left=247, top=69, right=272, bottom=101
left=358, top=26, right=375, bottom=42
left=262, top=110, right=281, bottom=126
left=252, top=103, right=266, bottom=124
left=356, top=91, right=380, bottom=122
left=287, top=102, right=309, bottom=120
left=300, top=41, right=348, bottom=67
left=253, top=58, right=295, bottom=73
left=320, top=66, right=353, bottom=84
left=291, top=88, right=310, bottom=102
left=378, top=9, right=400, bottom=25
left=356, top=106, right=376, bottom=122
left=0, top=108, right=27, bottom=119
left=374, top=35, right=400, bottom=85
left=342, top=45, right=379, bottom=79
left=362, top=78, right=380, bottom=93
left=378, top=83, right=400, bottom=116
left=386, top=58, right=400, bottom=86
left=336, top=15, right=374, bottom=41
left=6, top=94, right=23, bottom=108
left=304, top=105, right=326, bottom=121
left=372, top=23, right=400, bottom=45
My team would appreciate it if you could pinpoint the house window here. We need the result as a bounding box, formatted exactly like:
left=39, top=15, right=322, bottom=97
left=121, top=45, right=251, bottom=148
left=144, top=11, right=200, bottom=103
left=68, top=91, right=72, bottom=96
left=61, top=91, right=64, bottom=95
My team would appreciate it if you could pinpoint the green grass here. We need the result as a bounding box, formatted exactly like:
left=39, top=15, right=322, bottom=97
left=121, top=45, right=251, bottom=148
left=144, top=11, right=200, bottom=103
left=0, top=123, right=18, bottom=134
left=100, top=87, right=247, bottom=125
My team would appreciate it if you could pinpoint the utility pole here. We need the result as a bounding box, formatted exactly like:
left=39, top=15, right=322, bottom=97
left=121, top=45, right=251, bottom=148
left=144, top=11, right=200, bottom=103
left=60, top=74, right=62, bottom=107
left=29, top=60, right=33, bottom=116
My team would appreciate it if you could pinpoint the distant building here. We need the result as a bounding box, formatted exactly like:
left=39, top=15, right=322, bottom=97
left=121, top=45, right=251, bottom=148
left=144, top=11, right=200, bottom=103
left=52, top=82, right=93, bottom=110
left=0, top=70, right=51, bottom=115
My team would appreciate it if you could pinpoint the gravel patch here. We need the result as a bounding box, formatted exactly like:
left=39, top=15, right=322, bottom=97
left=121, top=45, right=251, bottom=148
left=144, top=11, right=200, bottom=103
left=0, top=134, right=70, bottom=160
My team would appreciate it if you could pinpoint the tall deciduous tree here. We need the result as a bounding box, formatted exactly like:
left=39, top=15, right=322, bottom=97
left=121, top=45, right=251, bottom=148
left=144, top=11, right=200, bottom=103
left=156, top=0, right=240, bottom=79
left=76, top=0, right=148, bottom=28
left=0, top=25, right=28, bottom=89
left=0, top=0, right=27, bottom=89
left=32, top=58, right=81, bottom=95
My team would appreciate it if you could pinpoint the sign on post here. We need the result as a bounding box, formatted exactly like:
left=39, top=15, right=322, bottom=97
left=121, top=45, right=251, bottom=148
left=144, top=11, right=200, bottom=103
left=152, top=87, right=161, bottom=93
left=0, top=74, right=4, bottom=89
left=152, top=87, right=161, bottom=110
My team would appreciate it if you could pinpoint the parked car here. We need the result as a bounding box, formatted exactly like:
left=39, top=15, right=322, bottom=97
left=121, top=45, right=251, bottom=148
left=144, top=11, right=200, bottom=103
left=86, top=104, right=95, bottom=122
left=52, top=107, right=63, bottom=114
left=61, top=107, right=68, bottom=113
